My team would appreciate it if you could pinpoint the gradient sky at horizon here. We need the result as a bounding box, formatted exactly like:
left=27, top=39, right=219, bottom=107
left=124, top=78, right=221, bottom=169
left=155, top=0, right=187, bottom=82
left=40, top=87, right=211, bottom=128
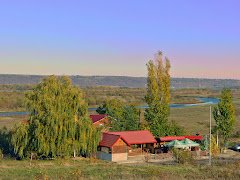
left=0, top=0, right=240, bottom=79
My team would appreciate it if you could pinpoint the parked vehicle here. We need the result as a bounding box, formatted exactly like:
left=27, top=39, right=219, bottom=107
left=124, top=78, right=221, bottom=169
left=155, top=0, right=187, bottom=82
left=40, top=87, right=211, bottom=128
left=229, top=144, right=240, bottom=152
left=154, top=146, right=169, bottom=154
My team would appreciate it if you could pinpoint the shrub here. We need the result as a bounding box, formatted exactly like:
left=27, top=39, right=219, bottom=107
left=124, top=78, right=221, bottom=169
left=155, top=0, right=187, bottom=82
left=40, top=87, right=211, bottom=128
left=172, top=148, right=194, bottom=164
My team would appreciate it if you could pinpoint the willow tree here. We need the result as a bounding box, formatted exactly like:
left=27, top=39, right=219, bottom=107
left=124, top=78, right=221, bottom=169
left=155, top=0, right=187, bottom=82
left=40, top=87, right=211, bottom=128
left=145, top=51, right=181, bottom=137
left=213, top=88, right=235, bottom=147
left=12, top=76, right=100, bottom=158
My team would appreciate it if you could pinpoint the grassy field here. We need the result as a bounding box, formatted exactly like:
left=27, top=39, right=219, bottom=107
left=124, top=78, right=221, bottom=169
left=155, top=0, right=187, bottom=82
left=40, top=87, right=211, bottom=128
left=0, top=115, right=28, bottom=129
left=169, top=89, right=240, bottom=135
left=0, top=157, right=240, bottom=179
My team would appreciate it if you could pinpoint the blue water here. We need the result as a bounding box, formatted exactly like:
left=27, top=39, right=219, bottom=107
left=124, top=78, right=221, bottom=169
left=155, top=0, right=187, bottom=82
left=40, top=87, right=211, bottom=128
left=0, top=97, right=219, bottom=117
left=138, top=97, right=219, bottom=109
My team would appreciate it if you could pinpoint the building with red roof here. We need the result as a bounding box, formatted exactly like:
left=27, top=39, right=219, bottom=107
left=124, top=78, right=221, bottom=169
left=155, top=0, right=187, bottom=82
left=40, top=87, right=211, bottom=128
left=97, top=132, right=128, bottom=161
left=108, top=130, right=157, bottom=146
left=97, top=130, right=157, bottom=162
left=89, top=114, right=109, bottom=129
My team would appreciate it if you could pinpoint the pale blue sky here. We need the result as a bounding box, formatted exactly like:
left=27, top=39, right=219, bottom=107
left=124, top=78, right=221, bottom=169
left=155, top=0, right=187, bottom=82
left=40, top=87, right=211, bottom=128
left=0, top=0, right=240, bottom=78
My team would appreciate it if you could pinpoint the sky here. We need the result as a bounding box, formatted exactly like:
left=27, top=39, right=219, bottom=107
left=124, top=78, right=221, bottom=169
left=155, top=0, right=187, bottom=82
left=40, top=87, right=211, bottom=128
left=0, top=0, right=240, bottom=79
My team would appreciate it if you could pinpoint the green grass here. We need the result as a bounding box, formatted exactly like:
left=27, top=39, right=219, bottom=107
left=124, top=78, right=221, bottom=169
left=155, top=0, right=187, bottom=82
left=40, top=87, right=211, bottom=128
left=169, top=91, right=240, bottom=135
left=0, top=158, right=240, bottom=179
left=170, top=106, right=212, bottom=134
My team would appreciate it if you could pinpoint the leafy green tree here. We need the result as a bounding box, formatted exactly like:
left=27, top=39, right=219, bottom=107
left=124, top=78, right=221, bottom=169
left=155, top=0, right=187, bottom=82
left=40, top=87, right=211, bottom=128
left=0, top=127, right=13, bottom=156
left=122, top=105, right=140, bottom=131
left=11, top=123, right=30, bottom=158
left=200, top=135, right=209, bottom=151
left=97, top=99, right=140, bottom=131
left=11, top=76, right=100, bottom=158
left=213, top=88, right=235, bottom=146
left=145, top=51, right=182, bottom=137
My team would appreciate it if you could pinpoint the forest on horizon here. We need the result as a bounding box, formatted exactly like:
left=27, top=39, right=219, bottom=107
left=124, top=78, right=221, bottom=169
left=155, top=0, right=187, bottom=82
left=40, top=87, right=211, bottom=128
left=0, top=74, right=240, bottom=89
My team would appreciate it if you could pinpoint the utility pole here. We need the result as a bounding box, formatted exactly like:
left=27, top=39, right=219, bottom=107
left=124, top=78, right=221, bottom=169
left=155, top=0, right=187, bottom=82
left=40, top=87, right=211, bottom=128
left=209, top=106, right=212, bottom=165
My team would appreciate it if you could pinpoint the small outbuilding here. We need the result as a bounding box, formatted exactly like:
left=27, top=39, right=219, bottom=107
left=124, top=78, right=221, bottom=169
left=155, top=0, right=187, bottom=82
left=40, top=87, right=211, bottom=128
left=97, top=132, right=128, bottom=162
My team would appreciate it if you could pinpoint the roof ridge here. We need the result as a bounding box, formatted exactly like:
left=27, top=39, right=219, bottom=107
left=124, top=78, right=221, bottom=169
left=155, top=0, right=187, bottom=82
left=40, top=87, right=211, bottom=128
left=90, top=114, right=107, bottom=116
left=103, top=132, right=121, bottom=137
left=107, top=130, right=149, bottom=133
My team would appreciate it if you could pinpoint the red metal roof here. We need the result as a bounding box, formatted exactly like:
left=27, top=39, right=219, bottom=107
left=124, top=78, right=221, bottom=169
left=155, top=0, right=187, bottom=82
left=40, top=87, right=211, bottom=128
left=160, top=135, right=203, bottom=142
left=184, top=135, right=203, bottom=141
left=90, top=114, right=107, bottom=124
left=99, top=133, right=121, bottom=148
left=107, top=130, right=157, bottom=145
left=160, top=136, right=186, bottom=142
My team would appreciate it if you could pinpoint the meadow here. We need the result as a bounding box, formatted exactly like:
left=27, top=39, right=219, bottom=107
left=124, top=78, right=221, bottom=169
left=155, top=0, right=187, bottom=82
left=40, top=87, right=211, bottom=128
left=1, top=157, right=240, bottom=179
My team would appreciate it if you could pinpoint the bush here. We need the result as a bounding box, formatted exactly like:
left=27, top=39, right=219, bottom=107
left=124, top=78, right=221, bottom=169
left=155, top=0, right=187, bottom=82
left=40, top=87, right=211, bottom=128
left=172, top=148, right=194, bottom=164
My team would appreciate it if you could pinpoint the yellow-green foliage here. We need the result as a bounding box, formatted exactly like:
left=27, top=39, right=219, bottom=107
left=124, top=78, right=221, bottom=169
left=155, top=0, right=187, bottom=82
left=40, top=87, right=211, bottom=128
left=213, top=89, right=236, bottom=145
left=211, top=135, right=220, bottom=157
left=11, top=76, right=100, bottom=158
left=145, top=51, right=183, bottom=136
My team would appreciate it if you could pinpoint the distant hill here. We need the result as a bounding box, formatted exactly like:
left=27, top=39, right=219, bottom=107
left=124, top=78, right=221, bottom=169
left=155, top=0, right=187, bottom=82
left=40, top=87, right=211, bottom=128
left=0, top=74, right=240, bottom=89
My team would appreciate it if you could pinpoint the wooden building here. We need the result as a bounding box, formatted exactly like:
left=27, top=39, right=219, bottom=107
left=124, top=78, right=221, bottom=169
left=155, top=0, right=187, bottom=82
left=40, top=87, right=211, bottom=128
left=97, top=133, right=128, bottom=162
left=97, top=130, right=157, bottom=162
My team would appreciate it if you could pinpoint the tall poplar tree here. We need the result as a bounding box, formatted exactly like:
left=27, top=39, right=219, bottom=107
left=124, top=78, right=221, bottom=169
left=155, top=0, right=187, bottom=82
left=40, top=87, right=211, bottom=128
left=12, top=76, right=100, bottom=158
left=145, top=51, right=181, bottom=137
left=213, top=88, right=235, bottom=146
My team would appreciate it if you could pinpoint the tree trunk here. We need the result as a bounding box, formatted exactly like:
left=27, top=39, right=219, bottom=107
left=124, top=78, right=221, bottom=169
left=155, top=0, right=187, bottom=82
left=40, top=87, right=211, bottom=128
left=74, top=149, right=76, bottom=158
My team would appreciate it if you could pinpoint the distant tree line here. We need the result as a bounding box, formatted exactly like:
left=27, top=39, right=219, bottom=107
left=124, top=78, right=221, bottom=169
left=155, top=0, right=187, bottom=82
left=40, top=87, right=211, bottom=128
left=1, top=74, right=240, bottom=89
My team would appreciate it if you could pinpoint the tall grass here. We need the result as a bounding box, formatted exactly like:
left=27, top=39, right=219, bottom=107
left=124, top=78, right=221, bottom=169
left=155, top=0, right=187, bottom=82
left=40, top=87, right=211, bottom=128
left=0, top=158, right=240, bottom=179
